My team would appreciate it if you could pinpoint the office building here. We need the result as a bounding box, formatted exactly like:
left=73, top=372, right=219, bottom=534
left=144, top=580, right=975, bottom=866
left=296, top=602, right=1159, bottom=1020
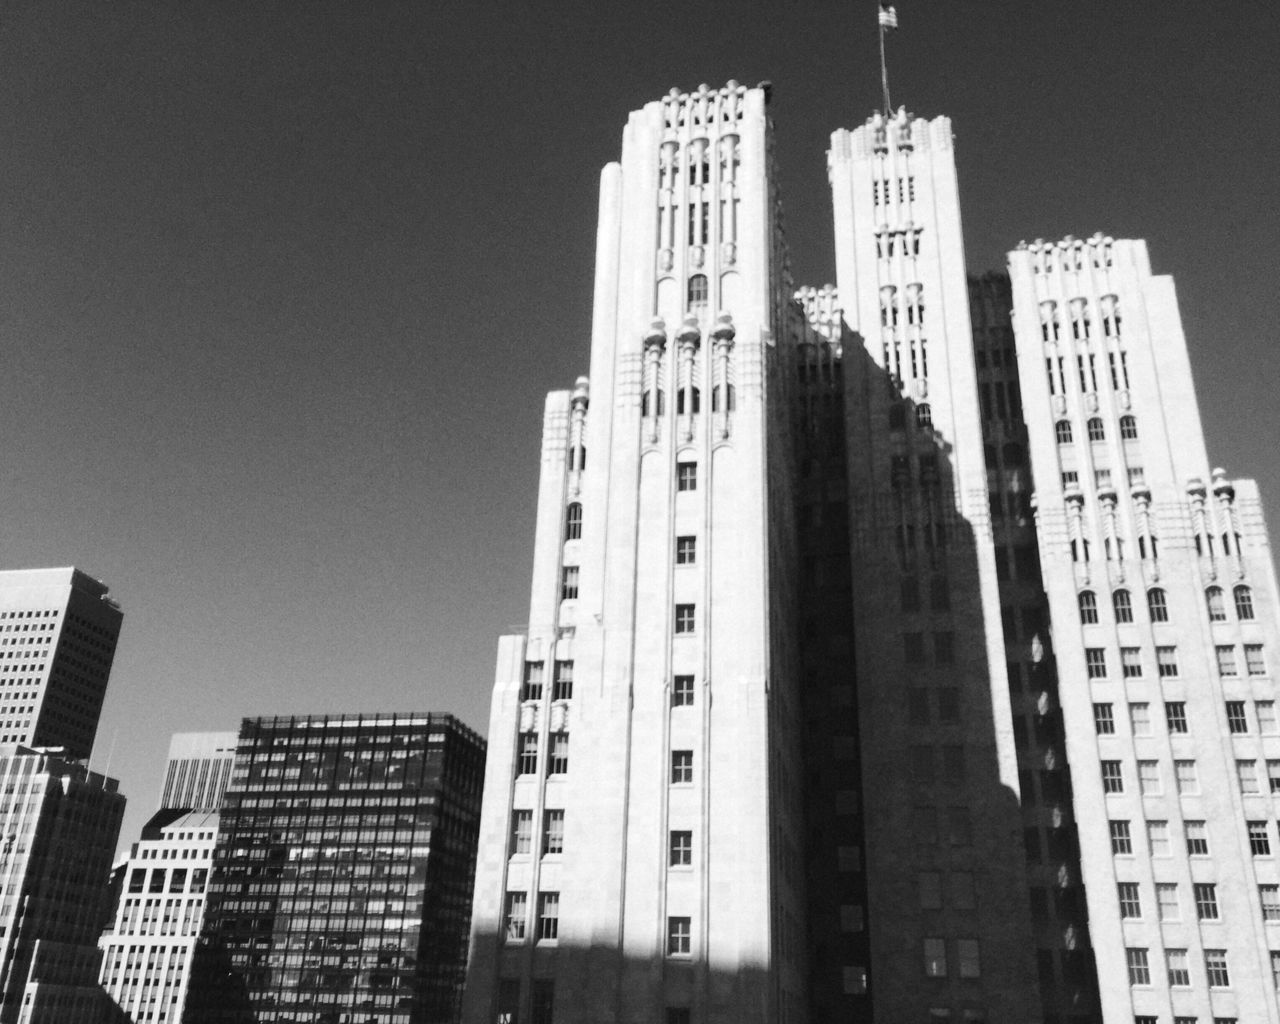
left=158, top=732, right=238, bottom=812
left=0, top=567, right=123, bottom=760
left=185, top=713, right=485, bottom=1024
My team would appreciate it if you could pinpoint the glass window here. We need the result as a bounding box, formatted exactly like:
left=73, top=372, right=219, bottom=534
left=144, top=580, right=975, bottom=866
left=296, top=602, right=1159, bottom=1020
left=1247, top=644, right=1267, bottom=676
left=1121, top=648, right=1142, bottom=678
left=1110, top=820, right=1132, bottom=854
left=1204, top=949, right=1230, bottom=988
left=1238, top=759, right=1260, bottom=794
left=537, top=892, right=560, bottom=941
left=957, top=939, right=981, bottom=978
left=672, top=675, right=694, bottom=707
left=1101, top=760, right=1123, bottom=793
left=1087, top=417, right=1105, bottom=442
left=565, top=502, right=583, bottom=541
left=522, top=661, right=545, bottom=701
left=669, top=830, right=692, bottom=867
left=1120, top=415, right=1138, bottom=440
left=511, top=810, right=533, bottom=855
left=1078, top=590, right=1097, bottom=624
left=1186, top=820, right=1209, bottom=856
left=671, top=751, right=693, bottom=784
left=1234, top=585, right=1255, bottom=620
left=1113, top=589, right=1133, bottom=623
left=1268, top=759, right=1280, bottom=793
left=543, top=810, right=565, bottom=855
left=1156, top=883, right=1179, bottom=921
left=1217, top=645, right=1238, bottom=676
left=675, top=536, right=696, bottom=565
left=1262, top=885, right=1280, bottom=921
left=1148, top=588, right=1169, bottom=622
left=1206, top=586, right=1227, bottom=620
left=1249, top=820, right=1272, bottom=856
left=1138, top=761, right=1161, bottom=795
left=1118, top=882, right=1142, bottom=918
left=1126, top=947, right=1150, bottom=985
left=677, top=462, right=697, bottom=491
left=1175, top=760, right=1199, bottom=795
left=1055, top=420, right=1073, bottom=444
left=1093, top=703, right=1115, bottom=734
left=1086, top=648, right=1107, bottom=679
left=1227, top=701, right=1249, bottom=734
left=505, top=891, right=528, bottom=941
left=1166, top=948, right=1190, bottom=986
left=548, top=733, right=569, bottom=775
left=1157, top=646, right=1179, bottom=677
left=1261, top=701, right=1278, bottom=733
left=517, top=733, right=539, bottom=776
left=667, top=916, right=691, bottom=956
left=1166, top=701, right=1188, bottom=733
left=923, top=937, right=947, bottom=977
left=561, top=566, right=580, bottom=601
left=675, top=604, right=696, bottom=634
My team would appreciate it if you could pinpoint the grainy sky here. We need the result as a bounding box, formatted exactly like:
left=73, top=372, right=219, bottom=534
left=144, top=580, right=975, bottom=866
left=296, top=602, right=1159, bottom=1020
left=0, top=1, right=1276, bottom=846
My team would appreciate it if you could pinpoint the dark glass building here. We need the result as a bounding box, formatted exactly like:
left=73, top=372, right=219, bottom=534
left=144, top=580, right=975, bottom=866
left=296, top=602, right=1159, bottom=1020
left=185, top=713, right=485, bottom=1024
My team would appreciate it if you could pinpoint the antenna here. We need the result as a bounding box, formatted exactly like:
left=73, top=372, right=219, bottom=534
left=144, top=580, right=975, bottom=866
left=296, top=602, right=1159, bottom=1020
left=102, top=728, right=118, bottom=783
left=878, top=3, right=899, bottom=115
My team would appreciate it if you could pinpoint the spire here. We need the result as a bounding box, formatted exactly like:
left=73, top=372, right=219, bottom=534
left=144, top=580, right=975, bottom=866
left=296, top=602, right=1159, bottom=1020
left=878, top=3, right=899, bottom=115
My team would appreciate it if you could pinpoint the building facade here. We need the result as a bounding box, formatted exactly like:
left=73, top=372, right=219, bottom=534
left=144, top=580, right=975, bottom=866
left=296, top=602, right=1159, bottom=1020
left=0, top=568, right=123, bottom=760
left=185, top=713, right=485, bottom=1024
left=158, top=732, right=238, bottom=813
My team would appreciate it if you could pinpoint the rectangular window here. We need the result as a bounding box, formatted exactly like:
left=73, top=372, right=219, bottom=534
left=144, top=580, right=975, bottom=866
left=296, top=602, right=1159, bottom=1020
left=1157, top=646, right=1179, bottom=677
left=1205, top=949, right=1230, bottom=988
left=1130, top=702, right=1151, bottom=734
left=674, top=604, right=695, bottom=634
left=933, top=631, right=955, bottom=664
left=561, top=565, right=580, bottom=600
left=1166, top=701, right=1188, bottom=733
left=1186, top=820, right=1209, bottom=856
left=672, top=675, right=694, bottom=707
left=918, top=871, right=942, bottom=909
left=667, top=916, right=691, bottom=957
left=1249, top=820, right=1272, bottom=856
left=1101, top=760, right=1123, bottom=793
left=1118, top=882, right=1142, bottom=918
left=1110, top=820, right=1132, bottom=854
left=1271, top=950, right=1280, bottom=989
left=675, top=536, right=696, bottom=565
left=522, top=661, right=545, bottom=702
left=517, top=733, right=539, bottom=775
left=1085, top=648, right=1107, bottom=679
left=1138, top=761, right=1161, bottom=795
left=1156, top=883, right=1179, bottom=921
left=537, top=892, right=560, bottom=941
left=1239, top=759, right=1261, bottom=794
left=1247, top=643, right=1267, bottom=675
left=543, top=810, right=565, bottom=855
left=957, top=939, right=980, bottom=978
left=923, top=937, right=947, bottom=977
left=669, top=830, right=693, bottom=867
left=553, top=660, right=574, bottom=701
left=1258, top=700, right=1278, bottom=733
left=1194, top=882, right=1219, bottom=920
left=1121, top=648, right=1143, bottom=678
left=1261, top=885, right=1280, bottom=921
left=1093, top=703, right=1115, bottom=734
left=1269, top=759, right=1280, bottom=793
left=1217, top=644, right=1238, bottom=676
left=1126, top=947, right=1150, bottom=985
left=1175, top=759, right=1199, bottom=795
left=511, top=810, right=533, bottom=856
left=1227, top=700, right=1249, bottom=733
left=505, top=891, right=528, bottom=941
left=677, top=462, right=697, bottom=491
left=548, top=733, right=569, bottom=775
left=671, top=750, right=693, bottom=784
left=1166, top=948, right=1191, bottom=986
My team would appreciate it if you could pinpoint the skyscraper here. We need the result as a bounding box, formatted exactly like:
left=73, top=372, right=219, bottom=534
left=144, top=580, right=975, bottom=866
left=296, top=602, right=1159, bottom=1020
left=158, top=731, right=238, bottom=813
left=466, top=82, right=1280, bottom=1024
left=0, top=567, right=123, bottom=760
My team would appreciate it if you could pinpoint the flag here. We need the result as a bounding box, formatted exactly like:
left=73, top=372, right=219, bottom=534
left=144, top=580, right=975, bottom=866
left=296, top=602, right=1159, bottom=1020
left=879, top=4, right=898, bottom=30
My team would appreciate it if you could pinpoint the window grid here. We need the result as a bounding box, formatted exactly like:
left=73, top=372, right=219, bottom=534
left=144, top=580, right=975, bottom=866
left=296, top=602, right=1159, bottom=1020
left=1247, top=644, right=1267, bottom=676
left=671, top=751, right=693, bottom=784
left=1117, top=882, right=1141, bottom=918
left=1205, top=949, right=1229, bottom=988
left=1227, top=701, right=1248, bottom=734
left=1156, top=883, right=1179, bottom=921
left=1148, top=588, right=1169, bottom=622
left=1126, top=947, right=1150, bottom=985
left=1079, top=590, right=1098, bottom=624
left=674, top=604, right=696, bottom=634
left=1186, top=821, right=1208, bottom=856
left=1235, top=585, right=1255, bottom=620
left=1166, top=702, right=1188, bottom=733
left=1101, top=761, right=1123, bottom=793
left=1217, top=644, right=1238, bottom=676
left=1249, top=820, right=1272, bottom=856
left=1166, top=948, right=1190, bottom=986
left=1194, top=883, right=1219, bottom=920
left=537, top=892, right=560, bottom=941
left=1175, top=760, right=1198, bottom=795
left=1113, top=589, right=1133, bottom=623
left=672, top=675, right=694, bottom=707
left=1109, top=820, right=1132, bottom=854
left=1086, top=648, right=1107, bottom=679
left=1121, top=648, right=1143, bottom=678
left=669, top=830, right=693, bottom=867
left=667, top=916, right=691, bottom=957
left=1093, top=703, right=1115, bottom=735
left=1261, top=884, right=1280, bottom=921
left=1157, top=646, right=1178, bottom=677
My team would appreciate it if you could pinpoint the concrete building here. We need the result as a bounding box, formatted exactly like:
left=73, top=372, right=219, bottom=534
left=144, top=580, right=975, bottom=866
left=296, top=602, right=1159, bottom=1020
left=158, top=732, right=238, bottom=813
left=97, top=810, right=217, bottom=1024
left=0, top=568, right=123, bottom=761
left=184, top=713, right=485, bottom=1024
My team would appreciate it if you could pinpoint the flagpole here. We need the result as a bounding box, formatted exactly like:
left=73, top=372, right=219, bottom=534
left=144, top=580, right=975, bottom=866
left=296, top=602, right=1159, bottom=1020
left=878, top=14, right=892, bottom=114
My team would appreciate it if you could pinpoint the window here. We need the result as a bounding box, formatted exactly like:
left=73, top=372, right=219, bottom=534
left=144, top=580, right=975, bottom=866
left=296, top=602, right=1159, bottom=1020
left=1272, top=950, right=1280, bottom=989
left=1101, top=760, right=1123, bottom=793
left=669, top=830, right=692, bottom=867
left=1249, top=821, right=1272, bottom=856
left=672, top=675, right=694, bottom=707
left=537, top=892, right=560, bottom=941
left=675, top=536, right=696, bottom=565
left=923, top=937, right=947, bottom=977
left=1166, top=701, right=1188, bottom=733
left=543, top=810, right=565, bottom=855
left=565, top=502, right=583, bottom=540
left=1234, top=585, right=1255, bottom=620
left=1093, top=703, right=1115, bottom=734
left=553, top=660, right=573, bottom=701
left=1120, top=414, right=1138, bottom=440
left=667, top=916, right=691, bottom=957
left=934, top=631, right=954, bottom=664
left=1216, top=645, right=1238, bottom=676
left=671, top=750, right=693, bottom=784
left=1087, top=417, right=1105, bottom=441
left=1078, top=590, right=1098, bottom=624
left=1086, top=648, right=1107, bottom=679
left=1194, top=883, right=1219, bottom=920
left=517, top=733, right=539, bottom=775
left=1157, top=646, right=1179, bottom=677
left=511, top=810, right=533, bottom=855
left=1238, top=759, right=1260, bottom=794
left=1122, top=648, right=1143, bottom=678
left=1113, top=589, right=1133, bottom=623
left=687, top=274, right=708, bottom=312
left=1205, top=949, right=1230, bottom=988
left=1055, top=420, right=1073, bottom=444
left=1126, top=947, right=1150, bottom=985
left=712, top=383, right=736, bottom=412
left=1148, top=588, right=1169, bottom=623
left=677, top=462, right=697, bottom=491
left=1166, top=948, right=1191, bottom=986
left=1186, top=821, right=1209, bottom=856
left=505, top=891, right=528, bottom=941
left=915, top=403, right=931, bottom=429
left=674, top=604, right=695, bottom=634
left=1247, top=644, right=1267, bottom=676
left=522, top=661, right=545, bottom=702
left=548, top=733, right=569, bottom=775
left=1062, top=470, right=1079, bottom=489
left=1128, top=466, right=1145, bottom=486
left=561, top=566, right=580, bottom=601
left=1175, top=760, right=1199, bottom=795
left=1206, top=586, right=1226, bottom=621
left=1095, top=468, right=1112, bottom=488
left=1138, top=761, right=1161, bottom=795
left=1110, top=820, right=1132, bottom=854
left=1118, top=882, right=1142, bottom=918
left=1262, top=885, right=1280, bottom=921
left=1156, top=883, right=1179, bottom=921
left=1227, top=701, right=1249, bottom=734
left=1269, top=759, right=1280, bottom=793
left=957, top=939, right=981, bottom=978
left=676, top=386, right=701, bottom=414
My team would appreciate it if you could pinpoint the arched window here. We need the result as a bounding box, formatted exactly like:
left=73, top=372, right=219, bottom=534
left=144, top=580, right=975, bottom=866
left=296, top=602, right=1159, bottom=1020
left=889, top=404, right=906, bottom=430
left=1235, top=585, right=1255, bottom=621
left=1147, top=588, right=1169, bottom=623
left=687, top=275, right=709, bottom=313
left=1205, top=586, right=1226, bottom=622
left=1119, top=415, right=1138, bottom=440
left=565, top=503, right=583, bottom=541
left=1055, top=421, right=1073, bottom=444
left=1113, top=589, right=1133, bottom=624
left=641, top=389, right=666, bottom=417
left=677, top=387, right=700, bottom=415
left=916, top=404, right=932, bottom=429
left=1087, top=418, right=1105, bottom=442
left=711, top=384, right=736, bottom=412
left=1078, top=590, right=1098, bottom=625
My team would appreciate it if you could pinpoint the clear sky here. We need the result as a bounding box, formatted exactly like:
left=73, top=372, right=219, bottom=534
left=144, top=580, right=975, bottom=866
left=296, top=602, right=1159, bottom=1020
left=1, top=1, right=1276, bottom=847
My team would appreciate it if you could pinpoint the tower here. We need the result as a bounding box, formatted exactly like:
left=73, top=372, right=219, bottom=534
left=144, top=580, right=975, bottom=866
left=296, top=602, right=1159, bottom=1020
left=158, top=731, right=238, bottom=813
left=463, top=82, right=814, bottom=1024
